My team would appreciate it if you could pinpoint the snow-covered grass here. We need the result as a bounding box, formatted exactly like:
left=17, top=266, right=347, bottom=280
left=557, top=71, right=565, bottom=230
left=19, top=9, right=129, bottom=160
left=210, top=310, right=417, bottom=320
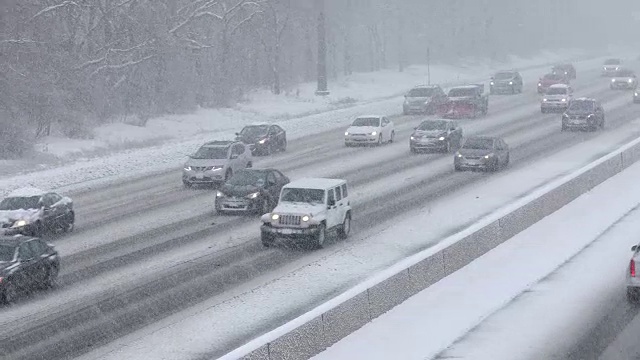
left=75, top=110, right=640, bottom=360
left=0, top=47, right=624, bottom=198
left=311, top=153, right=640, bottom=360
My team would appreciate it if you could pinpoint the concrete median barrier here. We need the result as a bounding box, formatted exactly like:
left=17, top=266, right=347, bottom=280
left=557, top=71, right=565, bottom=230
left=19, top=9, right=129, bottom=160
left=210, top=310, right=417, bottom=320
left=219, top=136, right=640, bottom=360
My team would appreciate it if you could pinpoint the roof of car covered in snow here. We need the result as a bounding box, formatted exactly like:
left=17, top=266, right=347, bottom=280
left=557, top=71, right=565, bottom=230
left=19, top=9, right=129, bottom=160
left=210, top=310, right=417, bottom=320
left=6, top=187, right=47, bottom=198
left=284, top=178, right=346, bottom=190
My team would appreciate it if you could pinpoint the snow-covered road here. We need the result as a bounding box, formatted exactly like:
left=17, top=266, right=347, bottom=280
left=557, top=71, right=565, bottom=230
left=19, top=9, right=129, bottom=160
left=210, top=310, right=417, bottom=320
left=312, top=132, right=640, bottom=360
left=0, top=54, right=637, bottom=360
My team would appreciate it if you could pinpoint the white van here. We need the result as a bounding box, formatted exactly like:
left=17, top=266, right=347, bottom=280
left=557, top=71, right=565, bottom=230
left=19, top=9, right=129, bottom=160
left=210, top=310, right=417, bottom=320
left=260, top=178, right=352, bottom=248
left=541, top=84, right=573, bottom=113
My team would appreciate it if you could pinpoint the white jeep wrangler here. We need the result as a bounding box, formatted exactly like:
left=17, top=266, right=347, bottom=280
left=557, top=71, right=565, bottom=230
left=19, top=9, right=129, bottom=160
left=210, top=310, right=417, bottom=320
left=260, top=178, right=352, bottom=248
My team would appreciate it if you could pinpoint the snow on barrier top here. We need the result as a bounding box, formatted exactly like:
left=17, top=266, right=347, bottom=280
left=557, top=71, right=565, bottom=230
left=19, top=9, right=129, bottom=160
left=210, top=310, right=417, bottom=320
left=219, top=134, right=640, bottom=360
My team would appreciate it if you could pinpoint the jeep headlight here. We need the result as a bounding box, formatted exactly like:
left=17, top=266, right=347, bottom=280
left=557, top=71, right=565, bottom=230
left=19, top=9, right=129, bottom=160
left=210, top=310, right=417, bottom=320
left=271, top=214, right=280, bottom=221
left=302, top=215, right=311, bottom=222
left=247, top=192, right=260, bottom=199
left=13, top=220, right=27, bottom=228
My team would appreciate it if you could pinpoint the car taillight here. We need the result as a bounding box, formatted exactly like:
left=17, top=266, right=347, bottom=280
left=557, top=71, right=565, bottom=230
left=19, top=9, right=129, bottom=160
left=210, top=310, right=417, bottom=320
left=631, top=260, right=636, bottom=277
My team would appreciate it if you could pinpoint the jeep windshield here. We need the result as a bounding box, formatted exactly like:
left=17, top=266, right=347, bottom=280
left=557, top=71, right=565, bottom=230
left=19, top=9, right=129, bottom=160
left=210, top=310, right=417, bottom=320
left=192, top=146, right=227, bottom=159
left=493, top=72, right=514, bottom=80
left=352, top=117, right=380, bottom=127
left=0, top=244, right=14, bottom=262
left=417, top=120, right=448, bottom=131
left=462, top=138, right=494, bottom=150
left=0, top=196, right=41, bottom=210
left=227, top=170, right=266, bottom=186
left=280, top=188, right=325, bottom=204
left=448, top=88, right=476, bottom=97
left=407, top=88, right=435, bottom=97
left=546, top=87, right=568, bottom=95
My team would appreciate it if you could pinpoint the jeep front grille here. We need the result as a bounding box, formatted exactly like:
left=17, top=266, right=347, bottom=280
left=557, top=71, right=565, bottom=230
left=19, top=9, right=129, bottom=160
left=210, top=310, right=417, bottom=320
left=279, top=215, right=301, bottom=226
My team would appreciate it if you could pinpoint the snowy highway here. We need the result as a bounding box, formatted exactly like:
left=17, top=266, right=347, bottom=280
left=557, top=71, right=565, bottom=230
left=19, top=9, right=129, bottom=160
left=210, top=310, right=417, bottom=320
left=1, top=61, right=640, bottom=360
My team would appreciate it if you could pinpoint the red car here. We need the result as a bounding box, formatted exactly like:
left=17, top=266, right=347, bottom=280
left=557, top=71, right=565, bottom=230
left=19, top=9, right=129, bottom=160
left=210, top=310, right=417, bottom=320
left=537, top=73, right=569, bottom=94
left=436, top=85, right=489, bottom=119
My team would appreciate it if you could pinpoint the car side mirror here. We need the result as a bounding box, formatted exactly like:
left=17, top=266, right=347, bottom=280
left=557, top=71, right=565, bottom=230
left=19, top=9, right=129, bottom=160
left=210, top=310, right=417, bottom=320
left=633, top=245, right=638, bottom=251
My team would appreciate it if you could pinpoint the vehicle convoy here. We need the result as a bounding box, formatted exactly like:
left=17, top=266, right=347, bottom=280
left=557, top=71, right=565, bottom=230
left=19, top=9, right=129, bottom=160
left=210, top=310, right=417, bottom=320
left=561, top=98, right=605, bottom=132
left=439, top=84, right=489, bottom=118
left=552, top=63, right=577, bottom=79
left=537, top=73, right=569, bottom=94
left=0, top=235, right=60, bottom=304
left=182, top=140, right=253, bottom=187
left=627, top=244, right=640, bottom=302
left=0, top=187, right=74, bottom=236
left=344, top=115, right=395, bottom=146
left=609, top=68, right=637, bottom=90
left=454, top=136, right=510, bottom=172
left=235, top=123, right=287, bottom=156
left=541, top=84, right=573, bottom=113
left=260, top=178, right=351, bottom=248
left=489, top=70, right=523, bottom=94
left=602, top=58, right=622, bottom=76
left=215, top=168, right=290, bottom=215
left=409, top=119, right=463, bottom=153
left=402, top=85, right=448, bottom=115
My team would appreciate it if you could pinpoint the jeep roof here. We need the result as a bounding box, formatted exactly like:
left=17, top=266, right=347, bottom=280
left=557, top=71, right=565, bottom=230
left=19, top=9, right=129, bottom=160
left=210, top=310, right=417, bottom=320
left=284, top=178, right=346, bottom=191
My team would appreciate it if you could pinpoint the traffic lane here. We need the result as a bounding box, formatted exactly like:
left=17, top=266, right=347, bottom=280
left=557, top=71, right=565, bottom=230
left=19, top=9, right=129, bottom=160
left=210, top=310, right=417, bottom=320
left=5, top=93, right=640, bottom=360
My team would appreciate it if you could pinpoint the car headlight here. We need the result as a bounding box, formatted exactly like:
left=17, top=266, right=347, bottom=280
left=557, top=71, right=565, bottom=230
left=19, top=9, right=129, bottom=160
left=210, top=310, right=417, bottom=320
left=538, top=83, right=542, bottom=87
left=271, top=214, right=279, bottom=221
left=543, top=98, right=548, bottom=102
left=345, top=131, right=349, bottom=136
left=612, top=78, right=616, bottom=82
left=216, top=191, right=224, bottom=198
left=509, top=81, right=513, bottom=85
left=247, top=192, right=260, bottom=199
left=635, top=92, right=639, bottom=96
left=184, top=166, right=192, bottom=171
left=616, top=67, right=620, bottom=70
left=629, top=79, right=634, bottom=83
left=13, top=220, right=27, bottom=227
left=438, top=136, right=445, bottom=141
left=561, top=98, right=567, bottom=102
left=490, top=81, right=494, bottom=85
left=456, top=153, right=463, bottom=158
left=410, top=136, right=415, bottom=140
left=484, top=154, right=494, bottom=159
left=211, top=166, right=224, bottom=171
left=302, top=215, right=311, bottom=222
left=371, top=131, right=377, bottom=136
left=258, top=138, right=267, bottom=144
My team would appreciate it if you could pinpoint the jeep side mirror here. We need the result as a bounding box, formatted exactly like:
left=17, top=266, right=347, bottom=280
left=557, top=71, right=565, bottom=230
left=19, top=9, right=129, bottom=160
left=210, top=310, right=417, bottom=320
left=633, top=245, right=638, bottom=251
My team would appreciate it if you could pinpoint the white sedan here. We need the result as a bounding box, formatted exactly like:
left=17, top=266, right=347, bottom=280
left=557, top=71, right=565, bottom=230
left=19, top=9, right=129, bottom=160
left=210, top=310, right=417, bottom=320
left=344, top=115, right=395, bottom=147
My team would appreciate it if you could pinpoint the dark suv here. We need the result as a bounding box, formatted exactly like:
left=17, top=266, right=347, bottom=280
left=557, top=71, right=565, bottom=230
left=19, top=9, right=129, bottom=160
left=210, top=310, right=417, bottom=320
left=236, top=123, right=287, bottom=156
left=561, top=98, right=605, bottom=132
left=490, top=71, right=524, bottom=94
left=403, top=85, right=448, bottom=115
left=0, top=235, right=60, bottom=304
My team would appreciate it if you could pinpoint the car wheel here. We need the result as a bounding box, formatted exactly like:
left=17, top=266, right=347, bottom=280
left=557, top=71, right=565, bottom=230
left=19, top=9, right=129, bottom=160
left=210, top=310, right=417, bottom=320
left=444, top=140, right=451, bottom=153
left=261, top=232, right=275, bottom=248
left=260, top=198, right=271, bottom=215
left=265, top=144, right=272, bottom=156
left=628, top=288, right=638, bottom=304
left=454, top=164, right=462, bottom=171
left=246, top=161, right=252, bottom=168
left=541, top=108, right=547, bottom=114
left=377, top=135, right=383, bottom=146
left=410, top=147, right=417, bottom=154
left=389, top=131, right=395, bottom=143
left=561, top=124, right=567, bottom=132
left=183, top=181, right=192, bottom=188
left=281, top=139, right=287, bottom=152
left=505, top=153, right=510, bottom=166
left=43, top=265, right=59, bottom=289
left=1, top=280, right=17, bottom=304
left=337, top=213, right=351, bottom=240
left=63, top=211, right=75, bottom=233
left=225, top=169, right=233, bottom=181
left=32, top=221, right=44, bottom=237
left=312, top=224, right=327, bottom=249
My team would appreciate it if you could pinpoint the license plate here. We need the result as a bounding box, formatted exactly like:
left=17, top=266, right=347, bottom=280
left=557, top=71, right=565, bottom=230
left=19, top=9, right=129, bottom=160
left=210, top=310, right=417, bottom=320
left=195, top=173, right=204, bottom=179
left=277, top=228, right=297, bottom=234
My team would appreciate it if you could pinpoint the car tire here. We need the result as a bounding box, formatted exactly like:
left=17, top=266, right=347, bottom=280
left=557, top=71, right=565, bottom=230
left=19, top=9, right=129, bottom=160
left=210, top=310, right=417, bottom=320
left=260, top=198, right=271, bottom=215
left=63, top=211, right=75, bottom=233
left=628, top=288, right=638, bottom=304
left=246, top=161, right=252, bottom=168
left=261, top=232, right=275, bottom=247
left=410, top=147, right=417, bottom=154
left=541, top=108, right=547, bottom=114
left=561, top=124, right=567, bottom=132
left=183, top=181, right=192, bottom=188
left=32, top=221, right=44, bottom=237
left=454, top=164, right=462, bottom=171
left=444, top=140, right=451, bottom=153
left=337, top=213, right=351, bottom=240
left=312, top=224, right=327, bottom=249
left=225, top=169, right=233, bottom=182
left=389, top=131, right=395, bottom=143
left=1, top=280, right=17, bottom=304
left=43, top=265, right=59, bottom=289
left=281, top=139, right=287, bottom=152
left=377, top=135, right=383, bottom=146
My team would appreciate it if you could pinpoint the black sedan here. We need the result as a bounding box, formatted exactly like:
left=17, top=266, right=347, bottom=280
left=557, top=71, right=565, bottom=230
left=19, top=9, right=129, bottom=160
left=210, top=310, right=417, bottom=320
left=410, top=119, right=463, bottom=153
left=454, top=136, right=510, bottom=172
left=0, top=235, right=60, bottom=304
left=215, top=168, right=290, bottom=215
left=236, top=123, right=287, bottom=156
left=0, top=188, right=75, bottom=237
left=561, top=98, right=605, bottom=132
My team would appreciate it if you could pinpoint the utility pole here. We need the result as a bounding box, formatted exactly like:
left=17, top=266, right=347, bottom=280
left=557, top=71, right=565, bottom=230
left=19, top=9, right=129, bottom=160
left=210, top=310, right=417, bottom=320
left=427, top=47, right=431, bottom=85
left=315, top=0, right=329, bottom=96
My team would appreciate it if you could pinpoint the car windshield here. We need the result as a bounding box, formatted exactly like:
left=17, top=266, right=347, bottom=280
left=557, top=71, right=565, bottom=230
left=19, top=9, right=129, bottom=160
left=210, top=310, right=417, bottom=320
left=0, top=245, right=15, bottom=262
left=568, top=100, right=594, bottom=112
left=280, top=188, right=325, bottom=204
left=192, top=146, right=228, bottom=159
left=240, top=125, right=269, bottom=138
left=614, top=70, right=634, bottom=77
left=417, top=120, right=448, bottom=131
left=462, top=138, right=494, bottom=150
left=0, top=196, right=41, bottom=210
left=543, top=74, right=562, bottom=80
left=407, top=88, right=435, bottom=97
left=352, top=117, right=380, bottom=127
left=546, top=87, right=567, bottom=95
left=448, top=88, right=476, bottom=97
left=605, top=59, right=621, bottom=65
left=227, top=170, right=267, bottom=186
left=494, top=72, right=514, bottom=80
